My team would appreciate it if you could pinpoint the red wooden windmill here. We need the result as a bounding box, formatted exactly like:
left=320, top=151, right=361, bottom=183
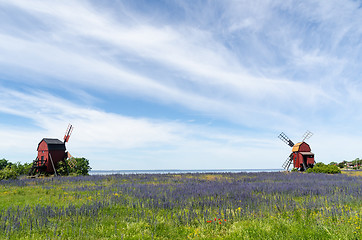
left=29, top=124, right=74, bottom=176
left=278, top=131, right=315, bottom=171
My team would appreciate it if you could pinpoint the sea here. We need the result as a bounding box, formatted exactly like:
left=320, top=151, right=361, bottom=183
left=89, top=169, right=283, bottom=175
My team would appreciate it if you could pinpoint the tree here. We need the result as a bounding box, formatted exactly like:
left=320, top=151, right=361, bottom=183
left=352, top=158, right=361, bottom=169
left=338, top=161, right=346, bottom=168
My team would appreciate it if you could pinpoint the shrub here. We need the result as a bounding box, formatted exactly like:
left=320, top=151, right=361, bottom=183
left=307, top=162, right=341, bottom=174
left=0, top=158, right=12, bottom=170
left=71, top=157, right=92, bottom=175
left=12, top=162, right=32, bottom=175
left=56, top=160, right=69, bottom=176
left=0, top=159, right=33, bottom=180
left=0, top=165, right=19, bottom=180
left=57, top=157, right=91, bottom=176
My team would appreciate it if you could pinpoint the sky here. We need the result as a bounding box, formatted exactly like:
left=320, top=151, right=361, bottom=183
left=0, top=0, right=361, bottom=170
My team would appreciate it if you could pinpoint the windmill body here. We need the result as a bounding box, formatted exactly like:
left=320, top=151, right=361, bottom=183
left=279, top=131, right=315, bottom=171
left=29, top=124, right=73, bottom=175
left=290, top=142, right=314, bottom=171
left=36, top=138, right=66, bottom=173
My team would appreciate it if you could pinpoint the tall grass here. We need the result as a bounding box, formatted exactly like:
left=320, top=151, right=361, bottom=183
left=0, top=172, right=361, bottom=239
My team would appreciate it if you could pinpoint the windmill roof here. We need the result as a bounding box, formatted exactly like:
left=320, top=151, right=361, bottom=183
left=292, top=142, right=303, bottom=152
left=38, top=138, right=66, bottom=151
left=292, top=141, right=312, bottom=152
left=43, top=138, right=64, bottom=144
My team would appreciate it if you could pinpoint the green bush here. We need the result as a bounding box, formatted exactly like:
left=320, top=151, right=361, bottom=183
left=0, top=165, right=19, bottom=180
left=57, top=157, right=91, bottom=176
left=12, top=162, right=32, bottom=175
left=71, top=157, right=91, bottom=175
left=307, top=162, right=341, bottom=174
left=0, top=158, right=12, bottom=170
left=0, top=159, right=33, bottom=180
left=56, top=160, right=69, bottom=176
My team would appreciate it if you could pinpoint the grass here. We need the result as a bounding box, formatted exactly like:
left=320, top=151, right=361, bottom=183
left=0, top=172, right=361, bottom=239
left=341, top=169, right=362, bottom=177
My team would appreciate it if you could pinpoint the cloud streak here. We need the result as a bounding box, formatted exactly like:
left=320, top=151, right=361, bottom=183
left=0, top=0, right=361, bottom=169
left=0, top=86, right=281, bottom=169
left=0, top=1, right=335, bottom=119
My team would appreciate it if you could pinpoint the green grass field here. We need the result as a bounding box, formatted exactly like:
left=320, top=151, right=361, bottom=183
left=0, top=172, right=361, bottom=239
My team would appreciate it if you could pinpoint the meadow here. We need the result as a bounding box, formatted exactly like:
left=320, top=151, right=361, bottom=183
left=0, top=172, right=360, bottom=239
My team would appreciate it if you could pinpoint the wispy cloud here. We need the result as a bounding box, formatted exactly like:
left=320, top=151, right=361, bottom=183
left=0, top=86, right=281, bottom=169
left=0, top=0, right=333, bottom=122
left=0, top=0, right=361, bottom=168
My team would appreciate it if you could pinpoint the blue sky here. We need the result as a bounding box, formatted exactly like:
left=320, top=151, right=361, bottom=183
left=0, top=0, right=361, bottom=170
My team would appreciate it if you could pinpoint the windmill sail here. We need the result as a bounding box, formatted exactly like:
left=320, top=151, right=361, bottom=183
left=278, top=132, right=295, bottom=147
left=64, top=124, right=73, bottom=143
left=302, top=130, right=313, bottom=142
left=282, top=154, right=293, bottom=170
left=66, top=152, right=77, bottom=168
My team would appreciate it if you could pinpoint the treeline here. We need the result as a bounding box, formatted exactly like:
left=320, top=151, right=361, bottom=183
left=0, top=158, right=91, bottom=180
left=330, top=158, right=362, bottom=170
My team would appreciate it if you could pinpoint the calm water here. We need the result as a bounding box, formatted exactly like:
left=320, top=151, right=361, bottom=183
left=89, top=169, right=283, bottom=175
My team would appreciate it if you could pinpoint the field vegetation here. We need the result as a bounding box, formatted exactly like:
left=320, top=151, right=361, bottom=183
left=0, top=172, right=360, bottom=239
left=0, top=158, right=91, bottom=180
left=341, top=170, right=362, bottom=177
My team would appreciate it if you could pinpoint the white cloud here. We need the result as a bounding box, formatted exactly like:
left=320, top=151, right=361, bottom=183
left=0, top=0, right=361, bottom=169
left=0, top=87, right=181, bottom=147
left=0, top=87, right=285, bottom=169
left=0, top=0, right=336, bottom=126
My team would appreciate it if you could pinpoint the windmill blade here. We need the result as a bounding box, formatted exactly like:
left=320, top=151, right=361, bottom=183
left=302, top=130, right=313, bottom=142
left=282, top=156, right=293, bottom=170
left=66, top=152, right=77, bottom=168
left=64, top=124, right=73, bottom=143
left=278, top=132, right=295, bottom=147
left=68, top=158, right=77, bottom=169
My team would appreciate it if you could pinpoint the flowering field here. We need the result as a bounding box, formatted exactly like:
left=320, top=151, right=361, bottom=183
left=0, top=172, right=361, bottom=239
